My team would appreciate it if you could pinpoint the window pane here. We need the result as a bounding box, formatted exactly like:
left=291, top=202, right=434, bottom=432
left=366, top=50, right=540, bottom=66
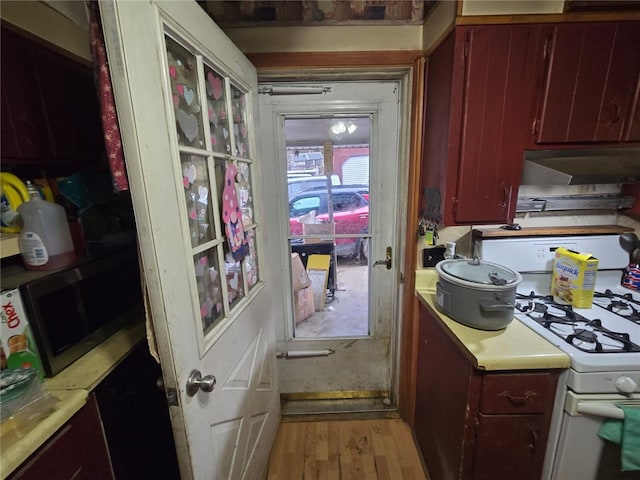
left=284, top=117, right=371, bottom=339
left=165, top=36, right=204, bottom=147
left=237, top=161, right=254, bottom=226
left=203, top=64, right=231, bottom=154
left=230, top=84, right=251, bottom=158
left=181, top=153, right=215, bottom=247
left=224, top=250, right=244, bottom=309
left=194, top=248, right=223, bottom=334
left=244, top=228, right=259, bottom=290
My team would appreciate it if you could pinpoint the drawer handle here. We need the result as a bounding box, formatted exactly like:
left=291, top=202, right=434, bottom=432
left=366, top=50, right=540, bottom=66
left=528, top=428, right=538, bottom=451
left=498, top=390, right=536, bottom=405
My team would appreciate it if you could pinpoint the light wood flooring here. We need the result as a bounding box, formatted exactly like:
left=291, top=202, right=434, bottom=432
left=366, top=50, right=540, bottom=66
left=267, top=419, right=428, bottom=480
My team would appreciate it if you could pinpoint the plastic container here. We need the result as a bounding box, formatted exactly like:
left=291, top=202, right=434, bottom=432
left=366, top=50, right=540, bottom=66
left=444, top=242, right=456, bottom=260
left=17, top=182, right=76, bottom=271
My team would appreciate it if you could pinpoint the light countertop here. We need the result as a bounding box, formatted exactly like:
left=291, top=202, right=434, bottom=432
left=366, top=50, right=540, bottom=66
left=415, top=269, right=570, bottom=371
left=0, top=319, right=146, bottom=479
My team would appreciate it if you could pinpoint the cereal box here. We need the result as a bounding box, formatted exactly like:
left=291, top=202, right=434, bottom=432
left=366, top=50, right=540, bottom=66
left=551, top=247, right=599, bottom=308
left=0, top=289, right=44, bottom=379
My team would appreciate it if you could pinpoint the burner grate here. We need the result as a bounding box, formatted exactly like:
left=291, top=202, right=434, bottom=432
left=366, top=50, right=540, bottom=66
left=593, top=290, right=640, bottom=324
left=515, top=294, right=640, bottom=354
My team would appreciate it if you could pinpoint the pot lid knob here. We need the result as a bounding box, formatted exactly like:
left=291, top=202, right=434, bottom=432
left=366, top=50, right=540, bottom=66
left=488, top=272, right=507, bottom=286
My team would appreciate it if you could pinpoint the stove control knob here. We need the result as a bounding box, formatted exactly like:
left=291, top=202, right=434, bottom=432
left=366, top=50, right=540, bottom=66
left=615, top=376, right=638, bottom=394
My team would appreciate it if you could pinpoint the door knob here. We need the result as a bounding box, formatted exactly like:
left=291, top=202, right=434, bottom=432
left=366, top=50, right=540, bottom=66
left=186, top=369, right=216, bottom=396
left=373, top=246, right=392, bottom=270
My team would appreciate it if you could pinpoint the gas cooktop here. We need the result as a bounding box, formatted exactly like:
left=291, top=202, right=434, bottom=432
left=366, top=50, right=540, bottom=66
left=515, top=292, right=640, bottom=354
left=477, top=234, right=640, bottom=374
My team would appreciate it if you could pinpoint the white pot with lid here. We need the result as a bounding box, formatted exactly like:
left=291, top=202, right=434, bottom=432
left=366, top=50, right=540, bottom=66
left=435, top=258, right=523, bottom=330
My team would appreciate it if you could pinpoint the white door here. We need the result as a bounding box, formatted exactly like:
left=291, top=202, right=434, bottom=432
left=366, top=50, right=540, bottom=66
left=100, top=2, right=281, bottom=478
left=259, top=82, right=404, bottom=400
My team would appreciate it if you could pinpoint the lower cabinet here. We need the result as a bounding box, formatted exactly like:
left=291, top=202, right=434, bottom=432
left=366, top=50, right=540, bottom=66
left=10, top=394, right=113, bottom=480
left=94, top=342, right=180, bottom=480
left=10, top=342, right=179, bottom=480
left=414, top=305, right=559, bottom=480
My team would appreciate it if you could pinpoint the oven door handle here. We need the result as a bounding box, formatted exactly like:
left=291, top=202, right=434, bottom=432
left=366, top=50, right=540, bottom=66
left=576, top=402, right=625, bottom=419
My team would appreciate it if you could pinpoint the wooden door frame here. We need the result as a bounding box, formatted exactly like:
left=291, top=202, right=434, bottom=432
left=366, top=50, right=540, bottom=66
left=248, top=50, right=425, bottom=425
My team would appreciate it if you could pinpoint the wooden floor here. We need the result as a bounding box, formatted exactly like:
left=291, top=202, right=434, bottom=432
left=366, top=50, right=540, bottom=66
left=267, top=419, right=428, bottom=480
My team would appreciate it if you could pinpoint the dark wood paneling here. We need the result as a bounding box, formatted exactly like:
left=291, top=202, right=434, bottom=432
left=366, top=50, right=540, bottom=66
left=455, top=25, right=536, bottom=223
left=536, top=21, right=640, bottom=143
left=414, top=306, right=474, bottom=480
left=422, top=24, right=538, bottom=225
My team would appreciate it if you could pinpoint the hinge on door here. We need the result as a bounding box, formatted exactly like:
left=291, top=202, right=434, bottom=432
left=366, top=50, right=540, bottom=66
left=166, top=387, right=179, bottom=406
left=542, top=37, right=552, bottom=60
left=532, top=118, right=540, bottom=135
left=463, top=41, right=469, bottom=58
left=400, top=272, right=405, bottom=285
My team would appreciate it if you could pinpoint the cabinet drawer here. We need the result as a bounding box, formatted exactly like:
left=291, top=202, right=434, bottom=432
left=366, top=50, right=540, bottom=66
left=480, top=373, right=557, bottom=414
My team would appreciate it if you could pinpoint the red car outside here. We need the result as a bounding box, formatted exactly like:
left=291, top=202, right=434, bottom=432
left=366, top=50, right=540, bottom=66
left=289, top=186, right=369, bottom=258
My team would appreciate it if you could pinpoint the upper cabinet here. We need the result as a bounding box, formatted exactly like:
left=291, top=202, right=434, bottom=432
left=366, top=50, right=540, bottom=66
left=0, top=27, right=105, bottom=169
left=422, top=20, right=640, bottom=226
left=534, top=21, right=640, bottom=144
left=1, top=29, right=54, bottom=162
left=422, top=24, right=539, bottom=225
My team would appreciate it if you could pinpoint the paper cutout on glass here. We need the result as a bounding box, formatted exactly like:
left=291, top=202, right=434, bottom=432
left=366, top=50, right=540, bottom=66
left=222, top=163, right=249, bottom=260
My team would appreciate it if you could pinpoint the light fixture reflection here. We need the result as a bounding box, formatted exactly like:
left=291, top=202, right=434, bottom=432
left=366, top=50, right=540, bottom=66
left=330, top=120, right=357, bottom=136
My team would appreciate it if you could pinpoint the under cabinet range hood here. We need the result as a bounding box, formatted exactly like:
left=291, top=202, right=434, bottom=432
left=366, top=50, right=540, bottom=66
left=521, top=148, right=640, bottom=185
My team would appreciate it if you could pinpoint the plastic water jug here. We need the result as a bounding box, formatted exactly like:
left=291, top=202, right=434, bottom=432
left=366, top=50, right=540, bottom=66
left=17, top=182, right=76, bottom=270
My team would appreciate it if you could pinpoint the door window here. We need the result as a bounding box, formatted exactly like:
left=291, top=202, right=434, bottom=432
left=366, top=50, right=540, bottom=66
left=165, top=34, right=260, bottom=337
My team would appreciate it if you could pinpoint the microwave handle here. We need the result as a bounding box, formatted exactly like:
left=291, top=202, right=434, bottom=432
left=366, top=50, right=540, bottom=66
left=576, top=402, right=625, bottom=420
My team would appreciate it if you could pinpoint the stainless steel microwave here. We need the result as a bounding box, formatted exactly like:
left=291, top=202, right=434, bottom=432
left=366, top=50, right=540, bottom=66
left=1, top=247, right=144, bottom=377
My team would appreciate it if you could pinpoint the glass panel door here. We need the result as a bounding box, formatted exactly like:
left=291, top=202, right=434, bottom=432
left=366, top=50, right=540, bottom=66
left=286, top=117, right=371, bottom=338
left=164, top=33, right=260, bottom=340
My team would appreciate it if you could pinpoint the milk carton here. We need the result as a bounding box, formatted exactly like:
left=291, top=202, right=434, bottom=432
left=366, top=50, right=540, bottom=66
left=551, top=247, right=599, bottom=308
left=0, top=289, right=44, bottom=379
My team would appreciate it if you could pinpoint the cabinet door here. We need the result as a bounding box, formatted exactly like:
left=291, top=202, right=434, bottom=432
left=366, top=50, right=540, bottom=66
left=414, top=306, right=476, bottom=480
left=31, top=47, right=105, bottom=165
left=472, top=413, right=548, bottom=480
left=455, top=25, right=536, bottom=223
left=626, top=77, right=640, bottom=142
left=536, top=21, right=640, bottom=143
left=0, top=29, right=53, bottom=163
left=11, top=394, right=112, bottom=480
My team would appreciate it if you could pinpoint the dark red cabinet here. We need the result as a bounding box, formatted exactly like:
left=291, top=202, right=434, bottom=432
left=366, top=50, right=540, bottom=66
left=1, top=28, right=54, bottom=162
left=10, top=394, right=113, bottom=480
left=31, top=46, right=105, bottom=164
left=535, top=21, right=640, bottom=144
left=422, top=25, right=539, bottom=225
left=0, top=27, right=105, bottom=169
left=414, top=304, right=559, bottom=480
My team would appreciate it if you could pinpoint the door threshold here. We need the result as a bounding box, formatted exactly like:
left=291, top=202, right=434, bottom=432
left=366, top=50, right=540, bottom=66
left=281, top=397, right=398, bottom=420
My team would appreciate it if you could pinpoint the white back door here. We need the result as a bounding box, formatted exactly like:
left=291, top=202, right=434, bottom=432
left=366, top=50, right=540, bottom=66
left=259, top=81, right=403, bottom=404
left=100, top=1, right=280, bottom=478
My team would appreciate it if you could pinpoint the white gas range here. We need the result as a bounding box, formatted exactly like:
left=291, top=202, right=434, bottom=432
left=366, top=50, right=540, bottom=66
left=477, top=232, right=640, bottom=480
